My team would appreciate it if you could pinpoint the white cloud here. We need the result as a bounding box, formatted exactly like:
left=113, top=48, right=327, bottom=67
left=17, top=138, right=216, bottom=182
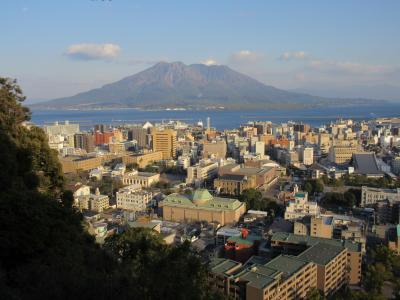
left=279, top=51, right=308, bottom=61
left=201, top=59, right=218, bottom=66
left=229, top=50, right=263, bottom=64
left=66, top=43, right=121, bottom=61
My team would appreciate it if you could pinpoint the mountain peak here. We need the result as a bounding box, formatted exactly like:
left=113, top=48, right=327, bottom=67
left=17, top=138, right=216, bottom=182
left=36, top=61, right=337, bottom=110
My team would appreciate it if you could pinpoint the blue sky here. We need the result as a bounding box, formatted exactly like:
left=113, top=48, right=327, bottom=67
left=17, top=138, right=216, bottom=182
left=2, top=0, right=400, bottom=100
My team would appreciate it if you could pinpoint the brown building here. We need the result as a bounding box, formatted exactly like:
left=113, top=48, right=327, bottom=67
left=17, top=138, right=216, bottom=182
left=122, top=151, right=163, bottom=168
left=271, top=232, right=362, bottom=287
left=214, top=164, right=276, bottom=196
left=60, top=156, right=102, bottom=173
left=160, top=189, right=246, bottom=226
left=74, top=133, right=95, bottom=153
left=151, top=129, right=177, bottom=159
left=209, top=255, right=317, bottom=300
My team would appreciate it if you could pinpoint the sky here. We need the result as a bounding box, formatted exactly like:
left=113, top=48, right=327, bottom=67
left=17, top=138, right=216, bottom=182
left=2, top=0, right=400, bottom=101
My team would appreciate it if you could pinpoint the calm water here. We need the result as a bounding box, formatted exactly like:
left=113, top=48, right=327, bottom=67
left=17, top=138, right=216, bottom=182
left=30, top=103, right=400, bottom=131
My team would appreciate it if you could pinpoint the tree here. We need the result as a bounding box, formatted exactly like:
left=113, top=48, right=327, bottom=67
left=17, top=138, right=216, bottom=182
left=104, top=228, right=215, bottom=300
left=304, top=181, right=313, bottom=194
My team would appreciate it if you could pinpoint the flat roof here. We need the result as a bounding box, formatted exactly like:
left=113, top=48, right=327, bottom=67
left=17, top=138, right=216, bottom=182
left=271, top=232, right=362, bottom=252
left=298, top=242, right=345, bottom=265
left=265, top=255, right=309, bottom=277
left=210, top=258, right=241, bottom=276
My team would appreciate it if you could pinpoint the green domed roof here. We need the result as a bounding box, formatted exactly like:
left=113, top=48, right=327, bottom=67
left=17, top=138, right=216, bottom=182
left=192, top=189, right=213, bottom=204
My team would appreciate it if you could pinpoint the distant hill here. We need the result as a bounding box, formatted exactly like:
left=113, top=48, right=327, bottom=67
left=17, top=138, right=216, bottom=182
left=34, top=62, right=380, bottom=110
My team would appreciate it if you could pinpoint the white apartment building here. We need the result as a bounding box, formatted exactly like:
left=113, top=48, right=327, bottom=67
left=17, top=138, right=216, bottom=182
left=116, top=184, right=154, bottom=211
left=361, top=186, right=400, bottom=207
left=284, top=192, right=320, bottom=220
left=186, top=159, right=219, bottom=187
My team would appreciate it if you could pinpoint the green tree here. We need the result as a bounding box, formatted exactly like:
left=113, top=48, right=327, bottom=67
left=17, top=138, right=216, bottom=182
left=104, top=228, right=214, bottom=300
left=306, top=287, right=323, bottom=300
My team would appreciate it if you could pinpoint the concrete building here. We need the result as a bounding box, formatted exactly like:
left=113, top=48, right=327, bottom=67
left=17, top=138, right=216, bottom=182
left=328, top=141, right=359, bottom=164
left=284, top=192, right=320, bottom=220
left=160, top=189, right=246, bottom=226
left=151, top=129, right=177, bottom=159
left=214, top=164, right=276, bottom=196
left=122, top=171, right=160, bottom=188
left=74, top=133, right=95, bottom=153
left=75, top=188, right=109, bottom=212
left=271, top=232, right=362, bottom=287
left=60, top=156, right=102, bottom=173
left=128, top=126, right=148, bottom=148
left=361, top=186, right=400, bottom=207
left=202, top=140, right=227, bottom=159
left=254, top=141, right=265, bottom=159
left=209, top=255, right=317, bottom=300
left=44, top=121, right=79, bottom=136
left=186, top=159, right=219, bottom=187
left=302, top=147, right=314, bottom=166
left=391, top=157, right=400, bottom=175
left=116, top=184, right=154, bottom=211
left=122, top=151, right=163, bottom=168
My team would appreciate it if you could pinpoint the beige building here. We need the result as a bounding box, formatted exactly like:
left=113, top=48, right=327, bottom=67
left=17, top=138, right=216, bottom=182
left=122, top=151, right=163, bottom=168
left=122, top=170, right=160, bottom=188
left=60, top=156, right=102, bottom=173
left=116, top=184, right=153, bottom=211
left=151, top=129, right=177, bottom=159
left=75, top=188, right=110, bottom=212
left=160, top=189, right=246, bottom=226
left=186, top=159, right=219, bottom=187
left=202, top=140, right=227, bottom=159
left=361, top=186, right=400, bottom=207
left=318, top=133, right=331, bottom=154
left=328, top=141, right=359, bottom=164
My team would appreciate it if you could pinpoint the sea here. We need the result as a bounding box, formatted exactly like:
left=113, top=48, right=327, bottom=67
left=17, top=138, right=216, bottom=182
left=30, top=103, right=400, bottom=131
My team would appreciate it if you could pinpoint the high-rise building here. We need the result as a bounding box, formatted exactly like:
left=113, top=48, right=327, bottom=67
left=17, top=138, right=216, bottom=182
left=254, top=141, right=265, bottom=158
left=128, top=127, right=148, bottom=148
left=74, top=133, right=95, bottom=153
left=151, top=129, right=177, bottom=159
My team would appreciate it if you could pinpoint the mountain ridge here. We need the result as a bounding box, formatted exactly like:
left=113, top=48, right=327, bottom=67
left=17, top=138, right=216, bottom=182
left=33, top=62, right=380, bottom=110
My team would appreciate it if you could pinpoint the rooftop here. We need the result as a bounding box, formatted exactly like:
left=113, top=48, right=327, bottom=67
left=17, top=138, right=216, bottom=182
left=298, top=242, right=345, bottom=265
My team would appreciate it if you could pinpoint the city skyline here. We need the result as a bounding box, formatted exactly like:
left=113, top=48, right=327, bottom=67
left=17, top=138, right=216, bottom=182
left=2, top=0, right=400, bottom=101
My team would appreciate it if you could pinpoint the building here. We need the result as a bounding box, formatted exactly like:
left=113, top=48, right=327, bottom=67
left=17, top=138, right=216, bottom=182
left=254, top=141, right=265, bottom=159
left=116, top=184, right=154, bottom=211
left=122, top=171, right=160, bottom=188
left=391, top=157, right=400, bottom=175
left=160, top=189, right=246, bottom=226
left=301, top=147, right=314, bottom=166
left=122, top=151, right=163, bottom=168
left=270, top=232, right=362, bottom=287
left=328, top=141, right=359, bottom=164
left=60, top=156, right=102, bottom=173
left=151, top=129, right=177, bottom=159
left=74, top=133, right=95, bottom=153
left=214, top=164, right=276, bottom=196
left=352, top=153, right=383, bottom=178
left=128, top=127, right=148, bottom=149
left=75, top=188, right=109, bottom=212
left=284, top=192, right=320, bottom=220
left=209, top=255, right=317, bottom=300
left=108, top=141, right=136, bottom=154
left=361, top=186, right=400, bottom=207
left=186, top=159, right=219, bottom=187
left=44, top=121, right=79, bottom=136
left=202, top=140, right=227, bottom=159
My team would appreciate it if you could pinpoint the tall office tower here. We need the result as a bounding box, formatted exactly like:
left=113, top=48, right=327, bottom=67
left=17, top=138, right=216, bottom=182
left=44, top=120, right=80, bottom=136
left=128, top=127, right=148, bottom=149
left=206, top=117, right=211, bottom=131
left=151, top=129, right=177, bottom=159
left=74, top=133, right=95, bottom=153
left=302, top=147, right=314, bottom=165
left=294, top=123, right=310, bottom=133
